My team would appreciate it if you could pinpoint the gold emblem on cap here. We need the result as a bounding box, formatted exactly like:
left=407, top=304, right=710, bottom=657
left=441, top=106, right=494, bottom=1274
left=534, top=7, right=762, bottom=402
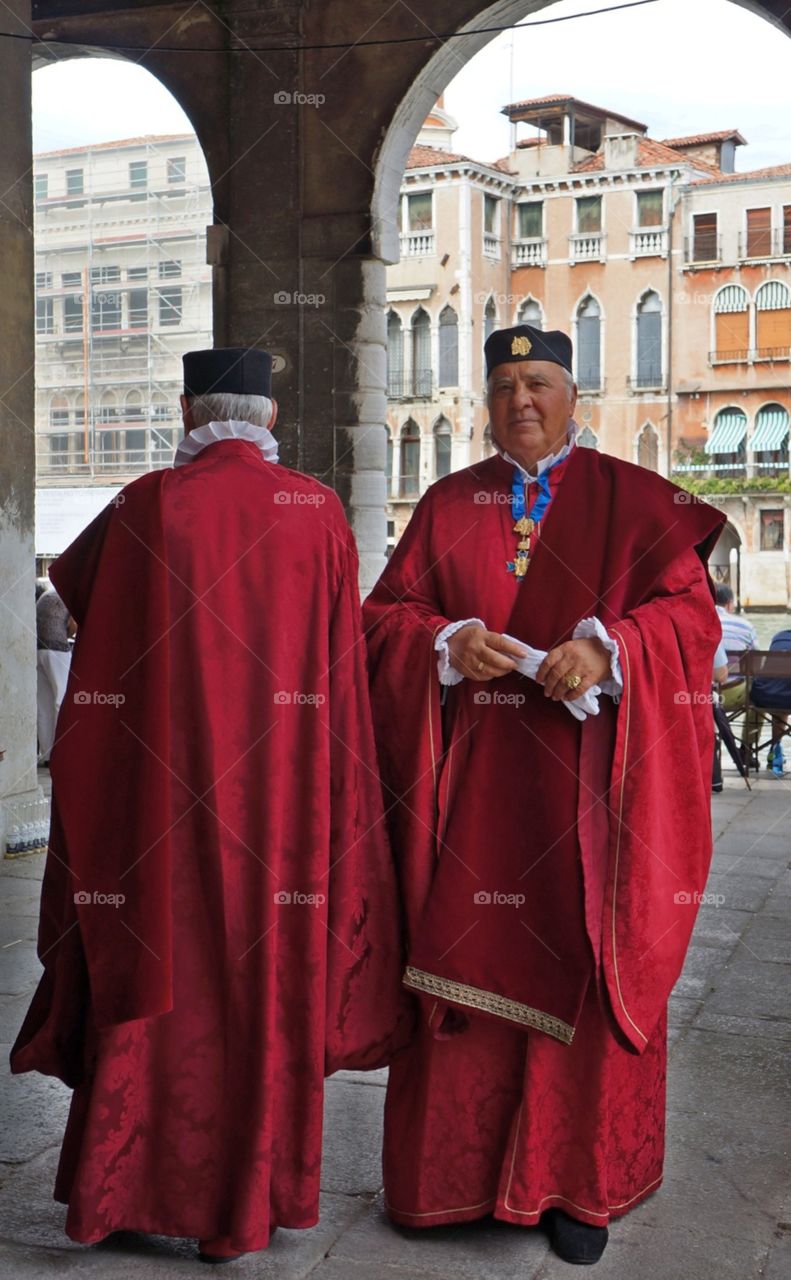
left=511, top=335, right=532, bottom=357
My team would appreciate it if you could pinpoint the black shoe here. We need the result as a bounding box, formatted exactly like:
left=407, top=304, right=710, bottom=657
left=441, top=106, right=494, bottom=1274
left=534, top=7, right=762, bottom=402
left=544, top=1209, right=609, bottom=1265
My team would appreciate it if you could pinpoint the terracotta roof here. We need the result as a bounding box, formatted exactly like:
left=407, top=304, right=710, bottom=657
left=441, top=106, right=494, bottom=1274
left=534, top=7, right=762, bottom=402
left=693, top=161, right=791, bottom=186
left=406, top=144, right=513, bottom=175
left=572, top=136, right=722, bottom=176
left=661, top=129, right=747, bottom=148
left=35, top=133, right=194, bottom=160
left=516, top=138, right=545, bottom=149
left=502, top=93, right=646, bottom=132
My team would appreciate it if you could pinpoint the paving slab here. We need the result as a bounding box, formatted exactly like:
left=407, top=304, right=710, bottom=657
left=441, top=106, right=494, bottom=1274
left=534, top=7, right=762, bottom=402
left=690, top=905, right=753, bottom=949
left=0, top=1045, right=71, bottom=1163
left=321, top=1078, right=386, bottom=1195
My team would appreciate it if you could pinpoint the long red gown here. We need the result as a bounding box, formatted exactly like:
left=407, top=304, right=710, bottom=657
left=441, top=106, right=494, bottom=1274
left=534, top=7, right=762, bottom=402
left=11, top=439, right=406, bottom=1250
left=363, top=446, right=723, bottom=1227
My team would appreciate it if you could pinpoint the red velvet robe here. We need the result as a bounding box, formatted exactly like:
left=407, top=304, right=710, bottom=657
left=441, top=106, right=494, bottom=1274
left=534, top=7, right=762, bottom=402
left=11, top=439, right=406, bottom=1250
left=363, top=446, right=724, bottom=1226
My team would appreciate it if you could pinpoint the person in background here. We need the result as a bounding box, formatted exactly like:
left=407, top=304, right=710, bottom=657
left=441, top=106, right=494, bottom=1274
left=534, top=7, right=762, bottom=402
left=714, top=584, right=758, bottom=760
left=750, top=628, right=791, bottom=777
left=35, top=588, right=75, bottom=765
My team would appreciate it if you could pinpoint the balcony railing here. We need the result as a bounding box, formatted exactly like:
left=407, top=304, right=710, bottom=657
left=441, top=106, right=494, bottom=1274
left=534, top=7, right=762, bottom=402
left=738, top=229, right=791, bottom=261
left=483, top=234, right=501, bottom=259
left=629, top=227, right=668, bottom=258
left=685, top=234, right=721, bottom=264
left=386, top=372, right=434, bottom=400
left=577, top=374, right=605, bottom=393
left=399, top=230, right=435, bottom=257
left=710, top=347, right=790, bottom=365
left=627, top=373, right=665, bottom=392
left=512, top=237, right=547, bottom=268
left=569, top=232, right=605, bottom=263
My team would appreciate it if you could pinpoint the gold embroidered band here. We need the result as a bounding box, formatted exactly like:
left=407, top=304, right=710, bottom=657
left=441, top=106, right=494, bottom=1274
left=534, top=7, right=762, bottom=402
left=403, top=966, right=575, bottom=1044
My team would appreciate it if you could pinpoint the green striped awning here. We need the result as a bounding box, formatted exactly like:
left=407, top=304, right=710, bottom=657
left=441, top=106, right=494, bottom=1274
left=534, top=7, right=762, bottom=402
left=751, top=406, right=790, bottom=452
left=705, top=411, right=747, bottom=455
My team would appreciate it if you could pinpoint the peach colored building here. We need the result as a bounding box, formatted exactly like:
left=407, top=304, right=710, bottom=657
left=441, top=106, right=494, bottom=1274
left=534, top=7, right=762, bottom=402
left=386, top=97, right=790, bottom=606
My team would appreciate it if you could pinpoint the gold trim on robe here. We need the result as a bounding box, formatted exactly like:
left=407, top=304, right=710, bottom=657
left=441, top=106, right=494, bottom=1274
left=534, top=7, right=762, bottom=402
left=403, top=966, right=576, bottom=1044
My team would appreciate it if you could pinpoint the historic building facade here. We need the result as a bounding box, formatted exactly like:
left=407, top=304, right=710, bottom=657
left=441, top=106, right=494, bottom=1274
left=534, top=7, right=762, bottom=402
left=384, top=95, right=790, bottom=605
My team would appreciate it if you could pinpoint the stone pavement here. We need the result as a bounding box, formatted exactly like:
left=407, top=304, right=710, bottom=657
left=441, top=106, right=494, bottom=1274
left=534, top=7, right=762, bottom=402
left=1, top=768, right=789, bottom=1278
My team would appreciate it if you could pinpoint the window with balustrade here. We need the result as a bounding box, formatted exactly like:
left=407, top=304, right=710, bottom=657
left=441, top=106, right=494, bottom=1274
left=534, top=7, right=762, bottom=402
left=573, top=196, right=603, bottom=262
left=514, top=202, right=545, bottom=266
left=691, top=211, right=718, bottom=262
left=633, top=190, right=665, bottom=256
left=745, top=207, right=772, bottom=259
left=483, top=195, right=501, bottom=257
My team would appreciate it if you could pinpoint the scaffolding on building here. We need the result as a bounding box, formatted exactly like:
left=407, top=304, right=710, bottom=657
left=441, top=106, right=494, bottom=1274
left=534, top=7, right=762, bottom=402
left=33, top=134, right=213, bottom=484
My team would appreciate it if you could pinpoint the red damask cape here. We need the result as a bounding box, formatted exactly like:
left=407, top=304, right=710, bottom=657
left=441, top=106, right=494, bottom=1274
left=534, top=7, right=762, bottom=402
left=12, top=440, right=406, bottom=1088
left=363, top=447, right=724, bottom=1053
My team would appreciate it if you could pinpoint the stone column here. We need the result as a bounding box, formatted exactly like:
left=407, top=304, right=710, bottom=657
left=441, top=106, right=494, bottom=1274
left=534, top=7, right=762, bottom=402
left=0, top=0, right=37, bottom=825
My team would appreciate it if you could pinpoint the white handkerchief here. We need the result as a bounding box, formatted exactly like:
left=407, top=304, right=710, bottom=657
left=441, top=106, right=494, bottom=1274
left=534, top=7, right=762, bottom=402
left=501, top=633, right=601, bottom=722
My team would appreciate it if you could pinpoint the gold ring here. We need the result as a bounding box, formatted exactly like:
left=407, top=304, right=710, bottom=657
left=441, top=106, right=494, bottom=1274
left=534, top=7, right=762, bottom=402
left=563, top=673, right=582, bottom=690
left=477, top=660, right=485, bottom=673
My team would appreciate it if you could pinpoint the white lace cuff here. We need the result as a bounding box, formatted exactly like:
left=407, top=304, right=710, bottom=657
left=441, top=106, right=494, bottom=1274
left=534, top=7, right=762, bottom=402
left=572, top=617, right=623, bottom=701
left=435, top=618, right=487, bottom=686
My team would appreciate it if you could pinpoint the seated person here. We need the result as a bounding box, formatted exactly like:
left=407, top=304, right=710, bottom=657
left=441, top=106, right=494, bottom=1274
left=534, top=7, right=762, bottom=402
left=750, top=628, right=791, bottom=775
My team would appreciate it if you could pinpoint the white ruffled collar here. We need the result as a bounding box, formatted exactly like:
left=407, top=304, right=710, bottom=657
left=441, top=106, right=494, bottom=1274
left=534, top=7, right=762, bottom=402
left=497, top=418, right=578, bottom=481
left=173, top=418, right=279, bottom=468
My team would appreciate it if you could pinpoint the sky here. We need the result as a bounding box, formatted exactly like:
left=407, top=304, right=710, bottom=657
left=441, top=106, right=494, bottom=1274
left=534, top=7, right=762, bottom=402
left=32, top=0, right=791, bottom=172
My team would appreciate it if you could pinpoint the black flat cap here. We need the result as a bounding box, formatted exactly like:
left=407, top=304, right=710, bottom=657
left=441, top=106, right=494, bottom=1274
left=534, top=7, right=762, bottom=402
left=485, top=324, right=573, bottom=378
left=183, top=347, right=273, bottom=398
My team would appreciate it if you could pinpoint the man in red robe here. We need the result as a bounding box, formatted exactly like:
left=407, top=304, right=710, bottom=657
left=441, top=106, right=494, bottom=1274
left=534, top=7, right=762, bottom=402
left=12, top=348, right=406, bottom=1264
left=363, top=324, right=724, bottom=1265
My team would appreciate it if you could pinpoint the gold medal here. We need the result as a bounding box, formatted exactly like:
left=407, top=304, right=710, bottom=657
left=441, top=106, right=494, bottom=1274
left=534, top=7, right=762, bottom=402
left=513, top=516, right=534, bottom=536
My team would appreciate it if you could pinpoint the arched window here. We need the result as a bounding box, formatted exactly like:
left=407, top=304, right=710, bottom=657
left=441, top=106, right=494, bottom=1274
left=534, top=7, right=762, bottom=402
left=713, top=285, right=749, bottom=362
left=577, top=426, right=599, bottom=450
left=387, top=310, right=404, bottom=397
left=517, top=298, right=542, bottom=328
left=755, top=281, right=791, bottom=359
left=399, top=419, right=420, bottom=497
left=438, top=306, right=458, bottom=386
left=751, top=403, right=790, bottom=475
left=484, top=297, right=497, bottom=344
left=705, top=407, right=747, bottom=477
left=411, top=308, right=431, bottom=397
left=637, top=423, right=659, bottom=471
left=434, top=416, right=452, bottom=479
left=385, top=426, right=393, bottom=495
left=576, top=296, right=601, bottom=391
left=636, top=291, right=662, bottom=388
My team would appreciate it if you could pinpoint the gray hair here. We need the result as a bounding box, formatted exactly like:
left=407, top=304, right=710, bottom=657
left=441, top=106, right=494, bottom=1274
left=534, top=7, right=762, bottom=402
left=186, top=391, right=274, bottom=429
left=486, top=364, right=576, bottom=400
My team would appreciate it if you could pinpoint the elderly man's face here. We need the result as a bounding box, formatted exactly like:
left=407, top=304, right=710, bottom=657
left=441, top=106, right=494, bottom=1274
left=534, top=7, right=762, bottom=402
left=487, top=360, right=577, bottom=471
